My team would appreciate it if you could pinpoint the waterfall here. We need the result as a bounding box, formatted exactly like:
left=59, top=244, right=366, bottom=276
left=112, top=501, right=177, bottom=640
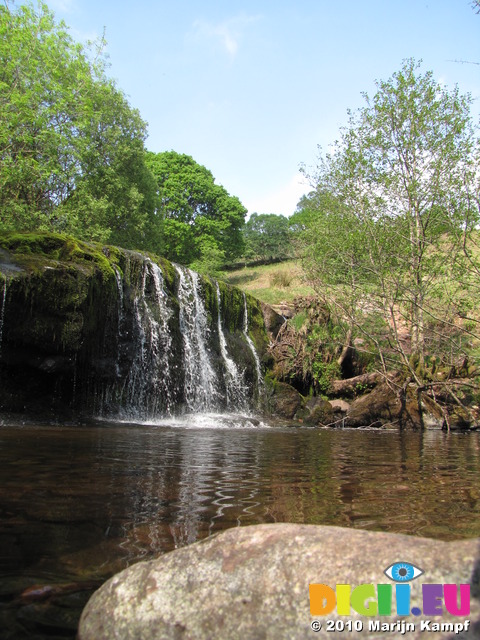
left=243, top=293, right=263, bottom=394
left=97, top=258, right=263, bottom=420
left=0, top=279, right=6, bottom=358
left=0, top=244, right=267, bottom=421
left=216, top=282, right=247, bottom=410
left=124, top=260, right=174, bottom=417
left=175, top=265, right=221, bottom=412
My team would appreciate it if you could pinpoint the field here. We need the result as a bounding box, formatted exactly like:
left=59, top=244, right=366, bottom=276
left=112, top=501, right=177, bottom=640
left=222, top=260, right=315, bottom=307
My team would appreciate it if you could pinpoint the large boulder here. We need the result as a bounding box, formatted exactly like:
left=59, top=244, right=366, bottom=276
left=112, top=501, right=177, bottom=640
left=268, top=381, right=304, bottom=419
left=79, top=523, right=480, bottom=640
left=343, top=380, right=404, bottom=428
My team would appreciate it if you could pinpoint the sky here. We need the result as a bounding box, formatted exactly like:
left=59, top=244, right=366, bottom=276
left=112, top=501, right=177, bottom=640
left=23, top=0, right=480, bottom=216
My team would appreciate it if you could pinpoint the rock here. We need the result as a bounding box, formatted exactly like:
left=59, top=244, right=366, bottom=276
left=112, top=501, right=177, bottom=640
left=329, top=398, right=350, bottom=413
left=302, top=397, right=334, bottom=426
left=78, top=523, right=480, bottom=640
left=269, top=381, right=303, bottom=419
left=343, top=381, right=403, bottom=428
left=260, top=302, right=285, bottom=339
left=419, top=393, right=445, bottom=429
left=0, top=232, right=269, bottom=420
left=448, top=405, right=473, bottom=430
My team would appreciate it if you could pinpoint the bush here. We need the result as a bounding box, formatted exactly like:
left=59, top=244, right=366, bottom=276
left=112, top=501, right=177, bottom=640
left=270, top=270, right=292, bottom=288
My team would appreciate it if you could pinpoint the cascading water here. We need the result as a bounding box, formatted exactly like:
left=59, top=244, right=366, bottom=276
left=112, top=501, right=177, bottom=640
left=216, top=282, right=248, bottom=410
left=123, top=260, right=174, bottom=417
left=175, top=265, right=221, bottom=412
left=243, top=293, right=263, bottom=396
left=0, top=242, right=267, bottom=424
left=98, top=257, right=263, bottom=421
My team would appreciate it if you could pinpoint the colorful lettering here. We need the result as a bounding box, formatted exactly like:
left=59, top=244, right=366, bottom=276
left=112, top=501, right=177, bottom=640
left=423, top=584, right=443, bottom=615
left=351, top=584, right=377, bottom=616
left=444, top=584, right=470, bottom=616
left=309, top=584, right=335, bottom=616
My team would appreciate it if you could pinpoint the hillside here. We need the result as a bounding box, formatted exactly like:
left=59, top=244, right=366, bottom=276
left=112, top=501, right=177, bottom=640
left=222, top=260, right=315, bottom=309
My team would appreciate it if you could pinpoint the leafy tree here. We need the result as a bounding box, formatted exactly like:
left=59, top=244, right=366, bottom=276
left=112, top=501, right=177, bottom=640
left=298, top=59, right=480, bottom=421
left=146, top=151, right=246, bottom=270
left=0, top=2, right=158, bottom=251
left=242, top=213, right=291, bottom=263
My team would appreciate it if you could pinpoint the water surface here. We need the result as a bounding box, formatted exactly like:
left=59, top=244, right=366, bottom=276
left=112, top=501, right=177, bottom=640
left=0, top=417, right=479, bottom=638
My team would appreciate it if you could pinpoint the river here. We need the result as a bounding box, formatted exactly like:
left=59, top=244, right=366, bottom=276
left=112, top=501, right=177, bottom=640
left=1, top=416, right=479, bottom=638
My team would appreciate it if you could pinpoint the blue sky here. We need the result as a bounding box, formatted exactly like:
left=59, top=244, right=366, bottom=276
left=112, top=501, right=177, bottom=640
left=34, top=1, right=480, bottom=216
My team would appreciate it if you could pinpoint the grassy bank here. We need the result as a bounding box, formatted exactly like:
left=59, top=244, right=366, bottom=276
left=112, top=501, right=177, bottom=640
left=222, top=260, right=314, bottom=306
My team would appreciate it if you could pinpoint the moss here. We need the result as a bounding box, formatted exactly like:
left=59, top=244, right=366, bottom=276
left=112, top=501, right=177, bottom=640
left=157, top=257, right=177, bottom=293
left=0, top=231, right=119, bottom=284
left=0, top=231, right=68, bottom=257
left=0, top=230, right=272, bottom=418
left=243, top=291, right=269, bottom=358
left=202, top=276, right=219, bottom=327
left=217, top=279, right=241, bottom=333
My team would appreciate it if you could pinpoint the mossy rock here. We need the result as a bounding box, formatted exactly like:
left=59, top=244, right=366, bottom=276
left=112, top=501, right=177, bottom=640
left=268, top=381, right=304, bottom=419
left=0, top=231, right=272, bottom=420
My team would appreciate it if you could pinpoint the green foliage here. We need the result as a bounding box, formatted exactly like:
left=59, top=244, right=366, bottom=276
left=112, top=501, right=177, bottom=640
left=190, top=236, right=226, bottom=277
left=297, top=59, right=480, bottom=384
left=290, top=312, right=307, bottom=331
left=270, top=297, right=346, bottom=394
left=0, top=2, right=158, bottom=252
left=146, top=151, right=247, bottom=268
left=242, top=213, right=291, bottom=263
left=311, top=360, right=340, bottom=394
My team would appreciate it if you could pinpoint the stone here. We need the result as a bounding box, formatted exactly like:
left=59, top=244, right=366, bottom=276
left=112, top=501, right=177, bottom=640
left=302, top=397, right=334, bottom=426
left=343, top=381, right=403, bottom=428
left=0, top=232, right=270, bottom=420
left=269, top=381, right=303, bottom=419
left=329, top=398, right=350, bottom=413
left=420, top=393, right=445, bottom=429
left=261, top=302, right=285, bottom=339
left=78, top=523, right=480, bottom=640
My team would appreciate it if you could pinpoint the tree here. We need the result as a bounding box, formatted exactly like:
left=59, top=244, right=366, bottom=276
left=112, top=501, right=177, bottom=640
left=0, top=2, right=158, bottom=251
left=242, top=213, right=291, bottom=263
left=146, top=151, right=247, bottom=270
left=298, top=59, right=480, bottom=421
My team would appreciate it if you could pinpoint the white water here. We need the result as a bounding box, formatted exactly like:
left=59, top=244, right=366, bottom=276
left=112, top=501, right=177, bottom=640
left=100, top=260, right=264, bottom=421
left=175, top=265, right=221, bottom=411
left=243, top=293, right=263, bottom=395
left=125, top=260, right=174, bottom=417
left=115, top=412, right=271, bottom=430
left=216, top=282, right=248, bottom=410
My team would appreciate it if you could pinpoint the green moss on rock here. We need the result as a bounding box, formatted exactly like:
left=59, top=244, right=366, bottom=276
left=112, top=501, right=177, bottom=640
left=0, top=231, right=273, bottom=419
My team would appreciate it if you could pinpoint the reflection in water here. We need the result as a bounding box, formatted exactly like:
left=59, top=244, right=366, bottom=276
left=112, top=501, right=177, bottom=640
left=0, top=419, right=479, bottom=638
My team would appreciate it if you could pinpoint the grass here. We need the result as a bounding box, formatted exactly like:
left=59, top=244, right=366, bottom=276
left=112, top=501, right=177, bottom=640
left=222, top=260, right=315, bottom=306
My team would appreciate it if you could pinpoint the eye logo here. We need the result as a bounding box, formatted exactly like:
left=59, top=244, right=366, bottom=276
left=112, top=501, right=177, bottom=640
left=384, top=562, right=424, bottom=582
left=310, top=560, right=470, bottom=619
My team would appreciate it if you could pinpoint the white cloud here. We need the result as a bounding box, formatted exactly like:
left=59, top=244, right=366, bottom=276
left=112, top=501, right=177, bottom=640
left=190, top=14, right=260, bottom=58
left=244, top=173, right=309, bottom=217
left=48, top=0, right=76, bottom=13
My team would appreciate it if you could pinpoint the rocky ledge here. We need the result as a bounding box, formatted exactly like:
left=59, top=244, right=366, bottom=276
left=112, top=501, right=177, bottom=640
left=0, top=232, right=268, bottom=420
left=268, top=372, right=480, bottom=430
left=79, top=523, right=480, bottom=640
